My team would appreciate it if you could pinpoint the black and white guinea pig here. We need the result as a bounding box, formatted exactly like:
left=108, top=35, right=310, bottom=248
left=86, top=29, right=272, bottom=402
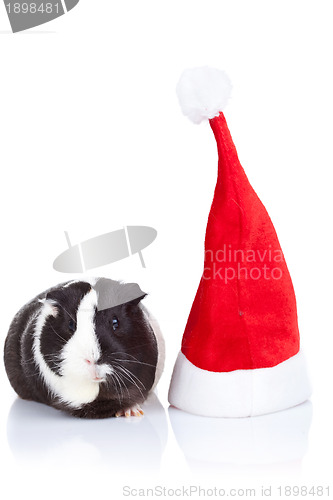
left=4, top=278, right=164, bottom=418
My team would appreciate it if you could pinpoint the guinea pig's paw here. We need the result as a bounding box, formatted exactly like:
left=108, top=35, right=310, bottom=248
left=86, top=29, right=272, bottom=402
left=115, top=404, right=144, bottom=418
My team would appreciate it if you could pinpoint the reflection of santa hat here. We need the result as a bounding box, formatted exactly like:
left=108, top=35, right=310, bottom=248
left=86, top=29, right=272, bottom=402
left=168, top=402, right=312, bottom=470
left=168, top=67, right=311, bottom=418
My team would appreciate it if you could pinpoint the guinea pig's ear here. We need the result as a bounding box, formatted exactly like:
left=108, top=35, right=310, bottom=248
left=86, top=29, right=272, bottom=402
left=45, top=289, right=68, bottom=306
left=38, top=297, right=59, bottom=317
left=42, top=289, right=72, bottom=316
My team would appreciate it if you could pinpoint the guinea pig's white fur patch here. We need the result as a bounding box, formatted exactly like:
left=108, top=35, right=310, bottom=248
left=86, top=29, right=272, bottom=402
left=33, top=288, right=111, bottom=408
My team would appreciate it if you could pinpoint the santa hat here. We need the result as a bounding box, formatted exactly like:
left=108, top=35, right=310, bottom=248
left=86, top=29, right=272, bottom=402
left=168, top=67, right=311, bottom=418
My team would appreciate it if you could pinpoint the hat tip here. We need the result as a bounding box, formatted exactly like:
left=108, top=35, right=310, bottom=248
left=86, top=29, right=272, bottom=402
left=176, top=66, right=232, bottom=124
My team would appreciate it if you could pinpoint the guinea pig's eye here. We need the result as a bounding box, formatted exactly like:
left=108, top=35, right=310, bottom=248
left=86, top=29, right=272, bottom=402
left=112, top=316, right=119, bottom=331
left=68, top=319, right=76, bottom=332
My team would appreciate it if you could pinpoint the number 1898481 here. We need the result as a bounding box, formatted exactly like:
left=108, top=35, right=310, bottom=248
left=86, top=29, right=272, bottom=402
left=6, top=3, right=60, bottom=14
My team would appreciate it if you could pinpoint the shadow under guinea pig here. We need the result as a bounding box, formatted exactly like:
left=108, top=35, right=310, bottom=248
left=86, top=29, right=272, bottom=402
left=7, top=391, right=168, bottom=475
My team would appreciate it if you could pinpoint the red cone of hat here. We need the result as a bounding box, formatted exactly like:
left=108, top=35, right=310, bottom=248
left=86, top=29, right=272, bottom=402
left=168, top=67, right=311, bottom=417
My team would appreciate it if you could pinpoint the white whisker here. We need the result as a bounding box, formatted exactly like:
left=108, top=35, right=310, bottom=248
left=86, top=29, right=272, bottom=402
left=112, top=358, right=156, bottom=368
left=113, top=364, right=145, bottom=399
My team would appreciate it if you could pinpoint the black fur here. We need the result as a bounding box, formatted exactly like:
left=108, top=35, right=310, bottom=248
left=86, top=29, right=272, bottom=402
left=4, top=280, right=158, bottom=419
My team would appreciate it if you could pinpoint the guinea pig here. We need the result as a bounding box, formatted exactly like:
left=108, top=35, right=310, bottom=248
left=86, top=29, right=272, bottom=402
left=4, top=278, right=164, bottom=418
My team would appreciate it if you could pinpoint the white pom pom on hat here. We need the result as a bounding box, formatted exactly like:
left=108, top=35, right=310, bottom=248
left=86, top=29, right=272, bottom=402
left=176, top=66, right=232, bottom=124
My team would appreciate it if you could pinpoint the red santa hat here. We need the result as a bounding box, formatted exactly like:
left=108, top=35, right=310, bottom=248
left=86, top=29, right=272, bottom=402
left=168, top=67, right=311, bottom=418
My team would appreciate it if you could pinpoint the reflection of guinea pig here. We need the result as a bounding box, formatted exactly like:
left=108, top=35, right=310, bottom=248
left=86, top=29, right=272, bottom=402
left=4, top=278, right=164, bottom=418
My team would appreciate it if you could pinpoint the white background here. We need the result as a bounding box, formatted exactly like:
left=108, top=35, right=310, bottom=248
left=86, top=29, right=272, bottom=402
left=0, top=1, right=332, bottom=498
